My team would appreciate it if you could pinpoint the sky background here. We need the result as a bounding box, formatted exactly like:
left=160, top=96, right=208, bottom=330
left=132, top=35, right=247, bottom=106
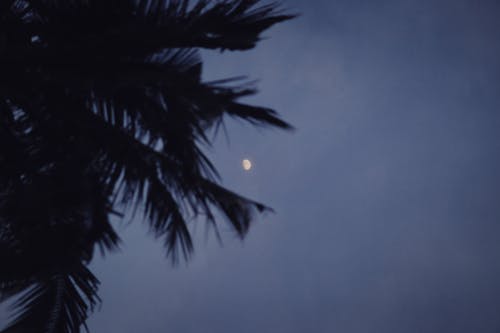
left=88, top=1, right=500, bottom=332
left=4, top=0, right=498, bottom=332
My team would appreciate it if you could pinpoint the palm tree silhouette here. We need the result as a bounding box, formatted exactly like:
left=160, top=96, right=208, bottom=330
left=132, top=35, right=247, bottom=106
left=0, top=0, right=294, bottom=331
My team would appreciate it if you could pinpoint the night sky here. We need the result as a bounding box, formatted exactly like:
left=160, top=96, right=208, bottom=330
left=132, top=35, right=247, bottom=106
left=4, top=1, right=500, bottom=332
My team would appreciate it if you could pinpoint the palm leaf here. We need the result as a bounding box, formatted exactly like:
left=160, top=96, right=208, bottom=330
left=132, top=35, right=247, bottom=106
left=0, top=0, right=294, bottom=331
left=1, top=264, right=100, bottom=333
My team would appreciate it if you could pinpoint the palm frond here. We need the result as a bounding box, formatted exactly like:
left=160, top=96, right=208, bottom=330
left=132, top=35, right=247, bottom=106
left=1, top=264, right=100, bottom=333
left=0, top=0, right=294, bottom=330
left=6, top=0, right=294, bottom=63
left=133, top=0, right=297, bottom=50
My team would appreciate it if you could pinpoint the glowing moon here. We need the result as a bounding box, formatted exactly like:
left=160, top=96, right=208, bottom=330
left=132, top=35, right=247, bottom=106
left=242, top=159, right=252, bottom=171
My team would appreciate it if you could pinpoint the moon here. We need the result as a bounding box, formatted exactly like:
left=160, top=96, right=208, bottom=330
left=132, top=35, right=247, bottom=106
left=242, top=159, right=252, bottom=171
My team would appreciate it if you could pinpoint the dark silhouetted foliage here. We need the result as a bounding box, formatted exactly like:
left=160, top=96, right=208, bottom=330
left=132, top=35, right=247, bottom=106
left=0, top=0, right=294, bottom=331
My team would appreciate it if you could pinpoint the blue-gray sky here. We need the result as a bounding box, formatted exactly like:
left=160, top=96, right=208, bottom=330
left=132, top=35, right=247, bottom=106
left=83, top=1, right=500, bottom=332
